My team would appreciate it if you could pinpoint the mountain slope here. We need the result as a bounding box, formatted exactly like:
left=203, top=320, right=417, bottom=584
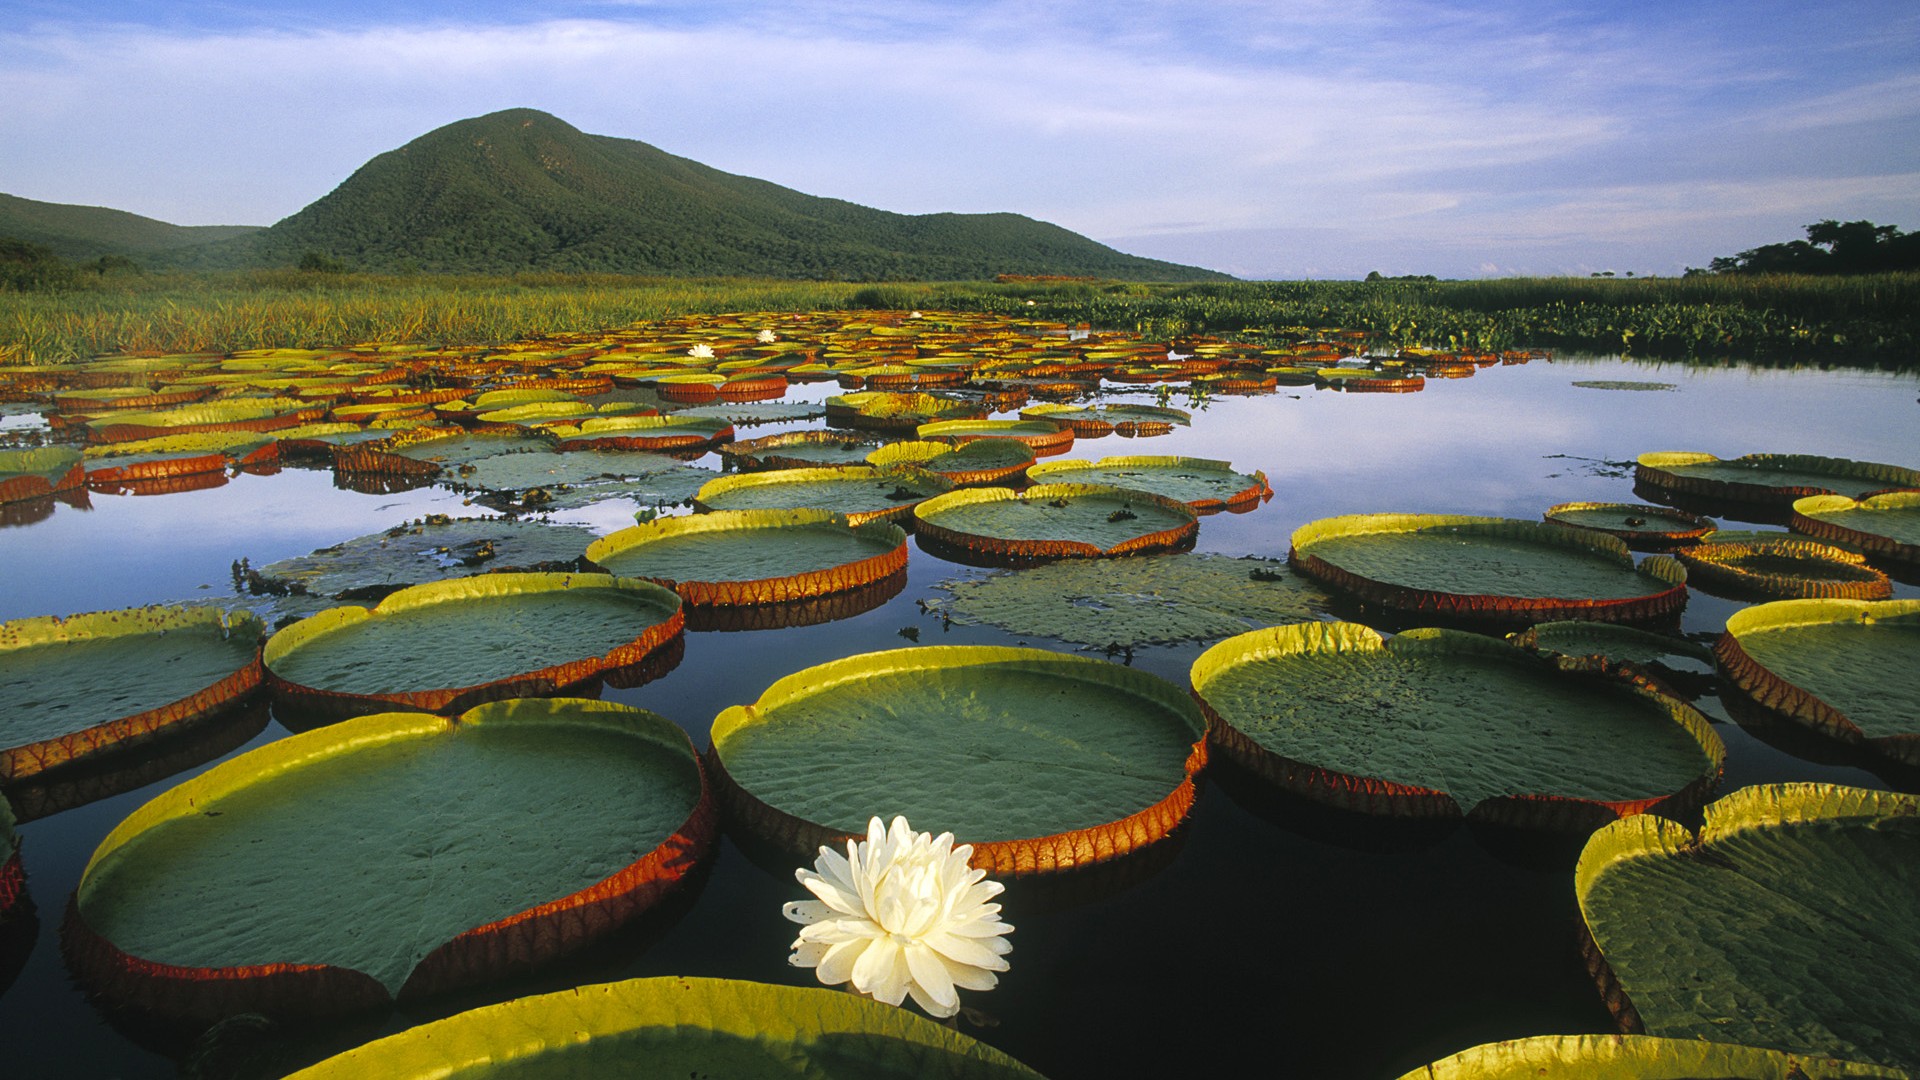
left=0, top=193, right=260, bottom=261
left=243, top=108, right=1224, bottom=280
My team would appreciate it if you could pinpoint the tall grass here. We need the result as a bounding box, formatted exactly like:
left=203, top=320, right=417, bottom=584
left=5, top=270, right=1916, bottom=366
left=0, top=271, right=881, bottom=363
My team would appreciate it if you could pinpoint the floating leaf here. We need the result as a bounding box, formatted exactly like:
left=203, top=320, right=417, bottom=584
left=1715, top=598, right=1920, bottom=764
left=1576, top=783, right=1920, bottom=1069
left=586, top=509, right=907, bottom=606
left=928, top=553, right=1331, bottom=647
left=711, top=645, right=1207, bottom=876
left=720, top=430, right=889, bottom=470
left=66, top=699, right=715, bottom=1022
left=263, top=573, right=683, bottom=718
left=1791, top=492, right=1920, bottom=570
left=1544, top=501, right=1716, bottom=550
left=695, top=466, right=954, bottom=526
left=914, top=483, right=1198, bottom=564
left=284, top=976, right=1044, bottom=1079
left=866, top=438, right=1035, bottom=486
left=0, top=606, right=264, bottom=781
left=1026, top=455, right=1271, bottom=511
left=1637, top=452, right=1920, bottom=506
left=1396, top=1033, right=1906, bottom=1080
left=1191, top=622, right=1723, bottom=826
left=1289, top=513, right=1688, bottom=625
left=247, top=517, right=597, bottom=600
left=1675, top=536, right=1892, bottom=600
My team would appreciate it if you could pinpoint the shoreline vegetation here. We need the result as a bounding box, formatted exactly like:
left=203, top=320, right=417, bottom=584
left=3, top=269, right=1917, bottom=366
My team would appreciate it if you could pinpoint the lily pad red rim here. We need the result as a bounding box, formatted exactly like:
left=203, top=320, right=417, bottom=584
left=584, top=510, right=908, bottom=607
left=1190, top=622, right=1723, bottom=829
left=61, top=698, right=718, bottom=1024
left=913, top=483, right=1200, bottom=563
left=1675, top=537, right=1892, bottom=600
left=707, top=645, right=1208, bottom=877
left=1714, top=598, right=1920, bottom=765
left=1635, top=451, right=1920, bottom=506
left=1025, top=454, right=1273, bottom=512
left=1544, top=501, right=1716, bottom=549
left=1288, top=513, right=1689, bottom=625
left=0, top=606, right=266, bottom=783
left=262, top=573, right=684, bottom=720
left=1790, top=492, right=1920, bottom=569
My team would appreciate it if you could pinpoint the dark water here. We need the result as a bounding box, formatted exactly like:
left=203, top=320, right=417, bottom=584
left=2, top=354, right=1916, bottom=1078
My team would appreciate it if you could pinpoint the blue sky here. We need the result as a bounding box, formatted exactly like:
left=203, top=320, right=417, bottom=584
left=3, top=0, right=1915, bottom=277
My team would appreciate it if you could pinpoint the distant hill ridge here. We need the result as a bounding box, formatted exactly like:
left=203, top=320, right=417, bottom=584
left=3, top=108, right=1225, bottom=281
left=0, top=193, right=259, bottom=262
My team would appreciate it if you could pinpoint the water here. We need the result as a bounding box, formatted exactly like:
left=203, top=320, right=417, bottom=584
left=1, top=354, right=1916, bottom=1078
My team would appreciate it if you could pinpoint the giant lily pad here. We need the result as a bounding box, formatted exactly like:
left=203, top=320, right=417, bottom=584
left=1544, top=501, right=1716, bottom=550
left=824, top=392, right=989, bottom=432
left=1636, top=452, right=1920, bottom=506
left=671, top=401, right=824, bottom=426
left=720, top=430, right=889, bottom=471
left=915, top=419, right=1074, bottom=455
left=263, top=573, right=683, bottom=718
left=1395, top=1034, right=1907, bottom=1080
left=546, top=413, right=735, bottom=452
left=0, top=447, right=84, bottom=504
left=247, top=516, right=597, bottom=600
left=866, top=438, right=1035, bottom=486
left=283, top=976, right=1044, bottom=1079
left=64, top=699, right=715, bottom=1023
left=1288, top=514, right=1688, bottom=625
left=1715, top=598, right=1920, bottom=764
left=927, top=553, right=1332, bottom=648
left=1026, top=455, right=1271, bottom=512
left=914, top=484, right=1199, bottom=564
left=1575, top=783, right=1920, bottom=1069
left=710, top=645, right=1207, bottom=876
left=1017, top=402, right=1191, bottom=438
left=1675, top=536, right=1892, bottom=600
left=585, top=509, right=907, bottom=606
left=334, top=427, right=555, bottom=478
left=1190, top=622, right=1723, bottom=826
left=1792, top=492, right=1920, bottom=569
left=0, top=606, right=264, bottom=781
left=694, top=466, right=954, bottom=526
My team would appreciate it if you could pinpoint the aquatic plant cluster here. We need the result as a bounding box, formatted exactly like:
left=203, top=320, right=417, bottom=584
left=0, top=309, right=1917, bottom=1076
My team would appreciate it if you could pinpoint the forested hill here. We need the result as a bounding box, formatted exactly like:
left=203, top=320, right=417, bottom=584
left=0, top=193, right=259, bottom=262
left=232, top=108, right=1224, bottom=280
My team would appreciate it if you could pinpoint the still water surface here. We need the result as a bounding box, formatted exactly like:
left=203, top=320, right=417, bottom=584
left=2, top=354, right=1916, bottom=1078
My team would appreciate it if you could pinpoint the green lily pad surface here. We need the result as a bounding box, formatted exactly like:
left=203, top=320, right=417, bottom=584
left=73, top=700, right=708, bottom=998
left=1793, top=492, right=1920, bottom=566
left=712, top=646, right=1205, bottom=870
left=1, top=606, right=264, bottom=778
left=1676, top=537, right=1892, bottom=600
left=866, top=438, right=1035, bottom=484
left=1019, top=403, right=1191, bottom=434
left=720, top=430, right=889, bottom=470
left=264, top=573, right=681, bottom=708
left=249, top=517, right=597, bottom=599
left=1716, top=599, right=1920, bottom=759
left=285, top=976, right=1044, bottom=1079
left=928, top=554, right=1331, bottom=647
left=586, top=510, right=906, bottom=603
left=914, top=484, right=1198, bottom=560
left=1544, top=501, right=1716, bottom=548
left=1191, top=622, right=1722, bottom=820
left=694, top=466, right=953, bottom=523
left=456, top=449, right=714, bottom=507
left=1290, top=514, right=1686, bottom=622
left=1510, top=621, right=1714, bottom=674
left=1025, top=456, right=1270, bottom=510
left=1397, top=1033, right=1907, bottom=1080
left=1637, top=452, right=1920, bottom=503
left=1576, top=784, right=1920, bottom=1069
left=671, top=401, right=824, bottom=426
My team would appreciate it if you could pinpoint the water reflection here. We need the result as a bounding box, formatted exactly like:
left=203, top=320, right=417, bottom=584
left=0, top=354, right=1916, bottom=1078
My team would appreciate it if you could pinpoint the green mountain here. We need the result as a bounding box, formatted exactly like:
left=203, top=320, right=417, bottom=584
left=0, top=193, right=260, bottom=262
left=240, top=108, right=1225, bottom=280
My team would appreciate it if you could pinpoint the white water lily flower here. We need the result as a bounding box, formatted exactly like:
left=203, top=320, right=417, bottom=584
left=784, top=815, right=1013, bottom=1018
left=687, top=343, right=716, bottom=359
left=756, top=329, right=778, bottom=343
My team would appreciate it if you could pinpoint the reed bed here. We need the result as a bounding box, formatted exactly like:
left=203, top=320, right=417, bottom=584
left=5, top=271, right=1916, bottom=365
